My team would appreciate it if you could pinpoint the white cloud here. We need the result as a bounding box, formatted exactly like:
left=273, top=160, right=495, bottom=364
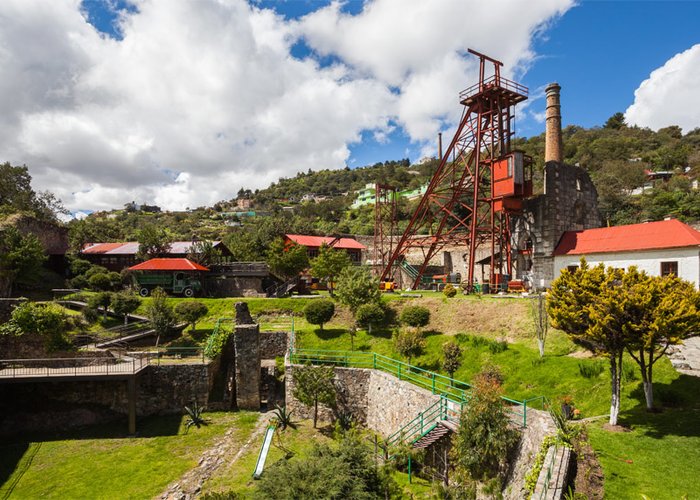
left=625, top=44, right=700, bottom=133
left=0, top=0, right=573, bottom=211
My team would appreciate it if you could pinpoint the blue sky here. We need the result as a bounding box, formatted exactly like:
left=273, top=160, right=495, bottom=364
left=2, top=0, right=699, bottom=211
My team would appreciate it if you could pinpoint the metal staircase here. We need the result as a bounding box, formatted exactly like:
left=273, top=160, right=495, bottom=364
left=386, top=396, right=463, bottom=451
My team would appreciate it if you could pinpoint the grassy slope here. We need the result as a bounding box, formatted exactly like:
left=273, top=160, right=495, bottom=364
left=0, top=412, right=259, bottom=500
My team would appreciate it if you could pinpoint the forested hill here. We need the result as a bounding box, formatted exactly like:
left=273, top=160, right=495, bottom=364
left=58, top=115, right=700, bottom=260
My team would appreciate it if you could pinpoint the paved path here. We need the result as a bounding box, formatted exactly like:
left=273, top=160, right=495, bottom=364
left=0, top=357, right=148, bottom=381
left=667, top=337, right=700, bottom=377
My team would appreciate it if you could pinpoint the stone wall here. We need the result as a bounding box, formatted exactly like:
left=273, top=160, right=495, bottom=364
left=514, top=161, right=602, bottom=286
left=0, top=362, right=212, bottom=434
left=259, top=330, right=288, bottom=359
left=285, top=365, right=439, bottom=435
left=204, top=276, right=266, bottom=298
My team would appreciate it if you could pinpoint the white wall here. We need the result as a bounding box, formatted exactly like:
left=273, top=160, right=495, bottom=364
left=553, top=247, right=700, bottom=289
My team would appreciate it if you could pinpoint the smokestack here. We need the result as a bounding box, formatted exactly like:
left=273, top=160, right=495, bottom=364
left=438, top=132, right=443, bottom=161
left=545, top=82, right=562, bottom=163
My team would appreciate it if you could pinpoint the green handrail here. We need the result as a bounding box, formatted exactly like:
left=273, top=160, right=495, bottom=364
left=289, top=348, right=529, bottom=427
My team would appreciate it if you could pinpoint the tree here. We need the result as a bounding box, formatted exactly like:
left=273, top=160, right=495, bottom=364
left=136, top=223, right=173, bottom=260
left=292, top=365, right=336, bottom=428
left=266, top=238, right=309, bottom=280
left=174, top=300, right=209, bottom=332
left=111, top=293, right=142, bottom=325
left=145, top=288, right=176, bottom=346
left=393, top=329, right=425, bottom=365
left=0, top=226, right=46, bottom=296
left=88, top=292, right=113, bottom=320
left=304, top=299, right=335, bottom=333
left=255, top=434, right=396, bottom=499
left=309, top=244, right=351, bottom=296
left=620, top=271, right=700, bottom=410
left=0, top=302, right=71, bottom=351
left=355, top=303, right=384, bottom=334
left=335, top=266, right=381, bottom=313
left=88, top=273, right=113, bottom=291
left=442, top=341, right=463, bottom=382
left=0, top=162, right=67, bottom=221
left=548, top=260, right=628, bottom=425
left=451, top=367, right=520, bottom=482
left=604, top=112, right=626, bottom=130
left=187, top=240, right=223, bottom=267
left=400, top=305, right=430, bottom=330
left=530, top=292, right=549, bottom=358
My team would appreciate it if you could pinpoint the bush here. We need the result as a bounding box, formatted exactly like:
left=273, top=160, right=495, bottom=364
left=393, top=329, right=425, bottom=364
left=578, top=361, right=605, bottom=379
left=88, top=273, right=113, bottom=291
left=487, top=339, right=508, bottom=354
left=304, top=299, right=335, bottom=332
left=399, top=305, right=430, bottom=328
left=355, top=303, right=384, bottom=333
left=443, top=283, right=457, bottom=298
left=174, top=300, right=209, bottom=332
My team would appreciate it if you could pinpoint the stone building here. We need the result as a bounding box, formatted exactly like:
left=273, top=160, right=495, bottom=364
left=510, top=82, right=602, bottom=287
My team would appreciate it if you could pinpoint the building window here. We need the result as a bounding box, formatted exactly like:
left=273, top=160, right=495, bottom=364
left=661, top=261, right=678, bottom=276
left=567, top=265, right=578, bottom=274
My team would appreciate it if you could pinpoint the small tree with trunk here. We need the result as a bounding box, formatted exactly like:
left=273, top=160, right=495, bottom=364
left=309, top=243, right=351, bottom=296
left=304, top=299, right=335, bottom=333
left=335, top=266, right=381, bottom=313
left=442, top=341, right=463, bottom=383
left=145, top=287, right=176, bottom=346
left=393, top=329, right=425, bottom=365
left=356, top=303, right=385, bottom=334
left=530, top=292, right=549, bottom=358
left=266, top=238, right=309, bottom=280
left=110, top=293, right=141, bottom=325
left=621, top=270, right=700, bottom=410
left=292, top=365, right=336, bottom=428
left=174, top=300, right=209, bottom=332
left=548, top=260, right=627, bottom=425
left=88, top=291, right=113, bottom=320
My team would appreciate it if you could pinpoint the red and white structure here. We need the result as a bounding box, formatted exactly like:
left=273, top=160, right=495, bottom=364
left=553, top=219, right=700, bottom=288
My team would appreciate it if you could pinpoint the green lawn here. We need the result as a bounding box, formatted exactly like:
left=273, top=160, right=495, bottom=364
left=201, top=419, right=433, bottom=498
left=0, top=411, right=259, bottom=500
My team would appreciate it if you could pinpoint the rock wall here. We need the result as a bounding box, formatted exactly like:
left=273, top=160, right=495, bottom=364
left=285, top=365, right=439, bottom=434
left=204, top=276, right=266, bottom=297
left=0, top=363, right=212, bottom=434
left=233, top=303, right=260, bottom=410
left=259, top=330, right=288, bottom=359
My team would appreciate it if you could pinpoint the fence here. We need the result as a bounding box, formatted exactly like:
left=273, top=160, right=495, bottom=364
left=289, top=348, right=529, bottom=427
left=0, top=356, right=149, bottom=378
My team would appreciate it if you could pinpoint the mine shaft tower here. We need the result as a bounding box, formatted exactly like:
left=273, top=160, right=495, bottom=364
left=380, top=50, right=532, bottom=290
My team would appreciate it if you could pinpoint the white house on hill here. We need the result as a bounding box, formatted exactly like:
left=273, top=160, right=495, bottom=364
left=553, top=219, right=700, bottom=288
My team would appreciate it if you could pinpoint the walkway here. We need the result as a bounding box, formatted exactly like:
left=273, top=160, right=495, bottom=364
left=0, top=356, right=149, bottom=382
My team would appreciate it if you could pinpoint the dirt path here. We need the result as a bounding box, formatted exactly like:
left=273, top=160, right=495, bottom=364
left=159, top=411, right=273, bottom=500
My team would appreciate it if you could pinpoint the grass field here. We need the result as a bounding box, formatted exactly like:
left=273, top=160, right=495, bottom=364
left=47, top=293, right=700, bottom=498
left=0, top=412, right=259, bottom=499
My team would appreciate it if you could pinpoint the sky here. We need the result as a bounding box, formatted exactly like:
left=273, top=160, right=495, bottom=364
left=1, top=0, right=699, bottom=215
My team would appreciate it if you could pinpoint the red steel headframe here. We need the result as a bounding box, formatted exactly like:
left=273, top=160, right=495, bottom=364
left=380, top=49, right=528, bottom=290
left=373, top=183, right=397, bottom=278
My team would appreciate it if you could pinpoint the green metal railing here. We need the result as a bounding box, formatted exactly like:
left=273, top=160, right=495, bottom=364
left=385, top=395, right=463, bottom=447
left=289, top=348, right=530, bottom=428
left=536, top=443, right=559, bottom=500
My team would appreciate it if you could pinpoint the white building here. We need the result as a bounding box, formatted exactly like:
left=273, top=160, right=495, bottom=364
left=553, top=219, right=700, bottom=288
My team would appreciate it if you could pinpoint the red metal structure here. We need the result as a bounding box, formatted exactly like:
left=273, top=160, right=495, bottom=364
left=380, top=49, right=532, bottom=290
left=373, top=183, right=397, bottom=278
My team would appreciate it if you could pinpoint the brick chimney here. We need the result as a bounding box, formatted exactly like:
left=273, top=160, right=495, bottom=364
left=545, top=82, right=562, bottom=163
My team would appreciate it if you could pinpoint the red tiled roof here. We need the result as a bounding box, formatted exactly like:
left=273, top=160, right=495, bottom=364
left=128, top=258, right=209, bottom=271
left=553, top=219, right=700, bottom=256
left=285, top=234, right=366, bottom=250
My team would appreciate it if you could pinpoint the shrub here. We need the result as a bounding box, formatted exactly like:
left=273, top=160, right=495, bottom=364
left=88, top=273, right=113, bottom=291
left=204, top=322, right=232, bottom=359
left=399, top=305, right=430, bottom=329
left=578, top=361, right=605, bottom=379
left=487, top=339, right=508, bottom=354
left=304, top=299, right=335, bottom=332
left=355, top=303, right=385, bottom=333
left=443, top=283, right=457, bottom=298
left=174, top=300, right=209, bottom=332
left=393, top=329, right=425, bottom=365
left=88, top=292, right=113, bottom=320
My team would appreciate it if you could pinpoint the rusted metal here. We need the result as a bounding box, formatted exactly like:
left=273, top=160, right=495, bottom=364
left=380, top=50, right=532, bottom=290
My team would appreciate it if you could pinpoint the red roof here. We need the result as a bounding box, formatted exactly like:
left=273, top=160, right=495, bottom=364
left=554, top=219, right=700, bottom=256
left=128, top=258, right=209, bottom=272
left=82, top=241, right=223, bottom=255
left=284, top=234, right=366, bottom=250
